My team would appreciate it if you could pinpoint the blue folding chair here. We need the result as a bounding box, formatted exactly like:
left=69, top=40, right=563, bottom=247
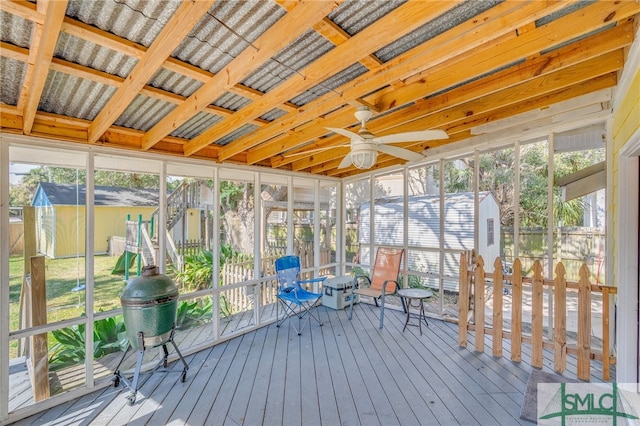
left=274, top=255, right=326, bottom=335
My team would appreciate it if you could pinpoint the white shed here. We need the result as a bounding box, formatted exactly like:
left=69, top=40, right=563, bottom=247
left=358, top=192, right=501, bottom=275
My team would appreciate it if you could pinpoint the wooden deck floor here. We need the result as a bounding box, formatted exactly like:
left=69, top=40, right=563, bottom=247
left=11, top=301, right=608, bottom=426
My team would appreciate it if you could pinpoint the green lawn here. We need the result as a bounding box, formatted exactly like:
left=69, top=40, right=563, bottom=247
left=8, top=254, right=133, bottom=357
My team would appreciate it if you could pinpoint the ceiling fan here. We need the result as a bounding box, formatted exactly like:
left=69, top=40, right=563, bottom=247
left=325, top=106, right=449, bottom=170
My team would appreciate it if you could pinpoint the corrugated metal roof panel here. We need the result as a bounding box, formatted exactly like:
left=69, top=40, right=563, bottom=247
left=213, top=92, right=251, bottom=111
left=171, top=112, right=223, bottom=140
left=149, top=68, right=203, bottom=98
left=289, top=63, right=367, bottom=106
left=260, top=108, right=288, bottom=122
left=0, top=58, right=25, bottom=106
left=66, top=0, right=182, bottom=47
left=215, top=123, right=259, bottom=146
left=173, top=0, right=284, bottom=74
left=536, top=0, right=592, bottom=27
left=0, top=10, right=32, bottom=48
left=375, top=1, right=501, bottom=62
left=328, top=0, right=407, bottom=36
left=39, top=71, right=116, bottom=120
left=241, top=30, right=334, bottom=93
left=55, top=32, right=138, bottom=78
left=114, top=94, right=175, bottom=131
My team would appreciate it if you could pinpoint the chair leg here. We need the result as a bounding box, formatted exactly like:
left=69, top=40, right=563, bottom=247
left=379, top=293, right=385, bottom=329
left=348, top=289, right=354, bottom=320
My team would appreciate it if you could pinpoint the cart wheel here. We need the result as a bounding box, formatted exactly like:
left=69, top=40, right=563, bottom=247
left=112, top=375, right=120, bottom=387
left=181, top=371, right=187, bottom=383
left=127, top=395, right=136, bottom=406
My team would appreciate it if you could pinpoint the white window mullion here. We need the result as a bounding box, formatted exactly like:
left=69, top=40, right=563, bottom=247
left=85, top=153, right=95, bottom=388
left=1, top=141, right=10, bottom=422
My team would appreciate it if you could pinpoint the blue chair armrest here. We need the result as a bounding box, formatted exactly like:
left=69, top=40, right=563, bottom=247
left=297, top=276, right=327, bottom=285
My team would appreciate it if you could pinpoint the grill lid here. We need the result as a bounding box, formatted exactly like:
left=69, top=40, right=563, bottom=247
left=120, top=265, right=179, bottom=304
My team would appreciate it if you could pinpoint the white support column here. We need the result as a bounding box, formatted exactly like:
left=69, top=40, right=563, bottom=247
left=547, top=133, right=556, bottom=335
left=547, top=133, right=555, bottom=280
left=514, top=141, right=521, bottom=260
left=85, top=153, right=95, bottom=388
left=439, top=158, right=445, bottom=316
left=474, top=150, right=480, bottom=259
left=287, top=176, right=293, bottom=254
left=337, top=182, right=344, bottom=275
left=314, top=180, right=320, bottom=277
left=254, top=172, right=262, bottom=279
left=212, top=168, right=220, bottom=340
left=403, top=167, right=409, bottom=287
left=617, top=128, right=640, bottom=385
left=254, top=173, right=262, bottom=318
left=157, top=162, right=167, bottom=272
left=369, top=174, right=375, bottom=266
left=1, top=141, right=10, bottom=422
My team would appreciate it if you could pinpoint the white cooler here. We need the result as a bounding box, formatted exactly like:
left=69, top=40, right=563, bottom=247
left=322, top=276, right=359, bottom=310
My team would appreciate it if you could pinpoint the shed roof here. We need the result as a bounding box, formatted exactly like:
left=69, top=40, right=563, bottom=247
left=1, top=1, right=636, bottom=176
left=34, top=182, right=158, bottom=207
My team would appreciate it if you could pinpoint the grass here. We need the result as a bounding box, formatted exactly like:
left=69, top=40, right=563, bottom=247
left=9, top=254, right=134, bottom=358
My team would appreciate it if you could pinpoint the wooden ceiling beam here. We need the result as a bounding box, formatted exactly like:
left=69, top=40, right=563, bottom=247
left=19, top=0, right=68, bottom=135
left=250, top=2, right=640, bottom=166
left=235, top=0, right=579, bottom=165
left=143, top=1, right=339, bottom=153
left=2, top=0, right=296, bottom=122
left=0, top=0, right=43, bottom=24
left=270, top=25, right=631, bottom=170
left=212, top=1, right=461, bottom=161
left=87, top=1, right=215, bottom=143
left=374, top=9, right=638, bottom=112
left=313, top=17, right=382, bottom=69
left=0, top=42, right=271, bottom=127
left=291, top=55, right=621, bottom=172
left=291, top=22, right=627, bottom=170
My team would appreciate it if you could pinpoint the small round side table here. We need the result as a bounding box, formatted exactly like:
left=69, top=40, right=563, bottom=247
left=397, top=288, right=433, bottom=335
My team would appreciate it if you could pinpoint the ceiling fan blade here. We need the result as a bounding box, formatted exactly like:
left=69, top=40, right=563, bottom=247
left=326, top=127, right=364, bottom=142
left=377, top=144, right=425, bottom=162
left=337, top=154, right=353, bottom=169
left=374, top=129, right=448, bottom=144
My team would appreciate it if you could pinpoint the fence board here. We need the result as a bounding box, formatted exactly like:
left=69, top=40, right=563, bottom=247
left=602, top=287, right=611, bottom=381
left=553, top=262, right=567, bottom=374
left=458, top=252, right=468, bottom=348
left=459, top=253, right=616, bottom=381
left=511, top=259, right=522, bottom=363
left=492, top=257, right=503, bottom=357
left=474, top=256, right=485, bottom=353
left=577, top=265, right=592, bottom=381
left=531, top=261, right=543, bottom=369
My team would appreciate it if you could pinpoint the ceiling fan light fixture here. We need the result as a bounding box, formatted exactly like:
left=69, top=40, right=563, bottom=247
left=351, top=150, right=377, bottom=169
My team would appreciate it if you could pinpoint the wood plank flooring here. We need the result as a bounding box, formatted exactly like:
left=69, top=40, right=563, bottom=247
left=11, top=301, right=608, bottom=425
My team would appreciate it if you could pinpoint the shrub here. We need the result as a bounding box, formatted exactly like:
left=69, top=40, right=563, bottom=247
left=49, top=316, right=128, bottom=371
